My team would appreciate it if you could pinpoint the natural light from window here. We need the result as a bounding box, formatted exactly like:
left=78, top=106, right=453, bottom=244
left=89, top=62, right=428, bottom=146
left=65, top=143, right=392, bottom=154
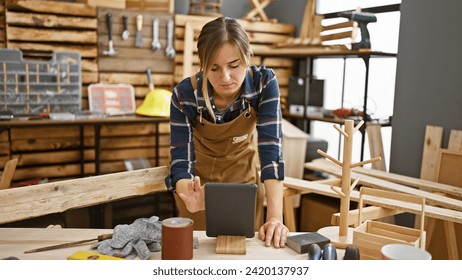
left=311, top=0, right=401, bottom=171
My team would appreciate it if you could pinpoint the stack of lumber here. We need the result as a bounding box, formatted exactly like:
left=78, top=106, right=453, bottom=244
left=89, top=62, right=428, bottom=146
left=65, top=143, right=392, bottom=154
left=173, top=14, right=295, bottom=111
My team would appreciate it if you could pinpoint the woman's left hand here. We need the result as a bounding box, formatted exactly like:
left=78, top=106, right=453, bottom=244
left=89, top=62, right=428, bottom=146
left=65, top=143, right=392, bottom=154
left=258, top=217, right=290, bottom=248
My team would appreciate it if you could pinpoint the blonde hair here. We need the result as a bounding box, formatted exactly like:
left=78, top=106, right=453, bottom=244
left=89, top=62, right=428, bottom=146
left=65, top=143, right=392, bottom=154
left=197, top=17, right=252, bottom=122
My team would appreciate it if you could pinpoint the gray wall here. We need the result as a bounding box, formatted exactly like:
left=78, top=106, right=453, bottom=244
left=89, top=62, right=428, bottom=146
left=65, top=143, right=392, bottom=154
left=390, top=0, right=462, bottom=176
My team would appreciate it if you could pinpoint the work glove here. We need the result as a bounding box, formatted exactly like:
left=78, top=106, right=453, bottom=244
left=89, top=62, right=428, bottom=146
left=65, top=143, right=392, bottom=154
left=92, top=216, right=162, bottom=260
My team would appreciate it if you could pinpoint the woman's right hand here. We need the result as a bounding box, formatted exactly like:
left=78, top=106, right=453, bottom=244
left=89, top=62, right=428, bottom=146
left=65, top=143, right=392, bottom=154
left=177, top=176, right=205, bottom=213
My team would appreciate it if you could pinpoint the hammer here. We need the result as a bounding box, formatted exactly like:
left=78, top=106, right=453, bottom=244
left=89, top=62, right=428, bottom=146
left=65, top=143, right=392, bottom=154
left=103, top=12, right=118, bottom=56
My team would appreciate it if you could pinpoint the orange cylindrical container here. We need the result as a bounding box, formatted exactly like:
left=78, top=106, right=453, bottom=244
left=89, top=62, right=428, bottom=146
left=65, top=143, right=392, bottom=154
left=161, top=217, right=194, bottom=260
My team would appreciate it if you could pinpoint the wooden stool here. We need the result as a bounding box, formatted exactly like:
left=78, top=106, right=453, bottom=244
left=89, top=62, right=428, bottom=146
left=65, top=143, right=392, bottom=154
left=189, top=0, right=222, bottom=17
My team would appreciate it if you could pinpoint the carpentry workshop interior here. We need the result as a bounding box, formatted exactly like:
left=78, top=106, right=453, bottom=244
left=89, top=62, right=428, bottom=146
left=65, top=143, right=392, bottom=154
left=0, top=0, right=461, bottom=261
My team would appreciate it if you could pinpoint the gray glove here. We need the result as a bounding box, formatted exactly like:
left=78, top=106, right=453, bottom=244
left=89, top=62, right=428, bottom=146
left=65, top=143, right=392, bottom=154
left=92, top=216, right=162, bottom=260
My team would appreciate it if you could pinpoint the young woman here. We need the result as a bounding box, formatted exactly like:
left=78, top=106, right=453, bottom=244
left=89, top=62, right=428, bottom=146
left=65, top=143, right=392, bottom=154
left=165, top=17, right=288, bottom=248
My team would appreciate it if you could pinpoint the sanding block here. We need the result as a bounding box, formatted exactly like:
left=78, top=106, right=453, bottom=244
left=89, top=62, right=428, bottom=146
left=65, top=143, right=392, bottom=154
left=67, top=251, right=125, bottom=260
left=287, top=232, right=330, bottom=254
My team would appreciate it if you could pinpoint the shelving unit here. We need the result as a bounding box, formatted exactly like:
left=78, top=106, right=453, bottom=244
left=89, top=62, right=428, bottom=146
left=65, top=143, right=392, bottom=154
left=256, top=47, right=396, bottom=160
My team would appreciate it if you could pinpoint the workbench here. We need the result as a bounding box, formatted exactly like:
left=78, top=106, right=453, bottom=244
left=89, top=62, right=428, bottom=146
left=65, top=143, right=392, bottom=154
left=0, top=227, right=337, bottom=260
left=0, top=115, right=169, bottom=176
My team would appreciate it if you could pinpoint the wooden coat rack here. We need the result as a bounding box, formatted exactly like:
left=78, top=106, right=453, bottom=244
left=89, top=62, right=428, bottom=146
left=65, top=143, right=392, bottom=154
left=316, top=120, right=381, bottom=248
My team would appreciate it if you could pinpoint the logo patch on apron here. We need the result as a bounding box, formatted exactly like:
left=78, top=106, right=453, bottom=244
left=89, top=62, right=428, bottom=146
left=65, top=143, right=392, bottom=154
left=232, top=134, right=248, bottom=144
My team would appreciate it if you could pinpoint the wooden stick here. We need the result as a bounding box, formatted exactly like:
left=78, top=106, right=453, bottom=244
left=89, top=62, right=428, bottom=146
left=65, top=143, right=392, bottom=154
left=350, top=156, right=381, bottom=168
left=57, top=64, right=61, bottom=93
left=338, top=120, right=354, bottom=237
left=0, top=158, right=18, bottom=190
left=26, top=63, right=30, bottom=101
left=334, top=124, right=349, bottom=138
left=3, top=63, right=6, bottom=96
left=317, top=149, right=342, bottom=167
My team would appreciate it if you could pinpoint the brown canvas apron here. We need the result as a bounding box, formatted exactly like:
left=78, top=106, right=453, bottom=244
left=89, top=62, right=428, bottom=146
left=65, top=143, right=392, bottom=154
left=174, top=106, right=265, bottom=230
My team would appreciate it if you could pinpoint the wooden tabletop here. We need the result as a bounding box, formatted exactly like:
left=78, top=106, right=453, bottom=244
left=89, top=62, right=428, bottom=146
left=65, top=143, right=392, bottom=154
left=0, top=115, right=169, bottom=127
left=0, top=227, right=322, bottom=260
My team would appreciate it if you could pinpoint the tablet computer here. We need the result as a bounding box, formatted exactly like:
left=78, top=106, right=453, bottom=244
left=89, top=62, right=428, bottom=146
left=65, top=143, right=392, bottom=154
left=204, top=182, right=257, bottom=238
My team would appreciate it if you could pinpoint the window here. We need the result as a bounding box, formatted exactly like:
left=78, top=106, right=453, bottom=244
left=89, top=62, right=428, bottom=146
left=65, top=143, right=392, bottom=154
left=312, top=0, right=401, bottom=170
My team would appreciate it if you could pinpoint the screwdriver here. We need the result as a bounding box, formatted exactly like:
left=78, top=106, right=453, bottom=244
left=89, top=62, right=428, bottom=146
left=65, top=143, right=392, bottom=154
left=24, top=233, right=113, bottom=254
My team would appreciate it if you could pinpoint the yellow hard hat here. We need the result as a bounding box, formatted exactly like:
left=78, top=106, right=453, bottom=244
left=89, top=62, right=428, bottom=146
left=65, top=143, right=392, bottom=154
left=136, top=89, right=172, bottom=117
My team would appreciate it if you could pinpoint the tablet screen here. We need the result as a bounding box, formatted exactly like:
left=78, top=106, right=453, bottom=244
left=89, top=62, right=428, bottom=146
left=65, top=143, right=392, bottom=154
left=204, top=182, right=257, bottom=238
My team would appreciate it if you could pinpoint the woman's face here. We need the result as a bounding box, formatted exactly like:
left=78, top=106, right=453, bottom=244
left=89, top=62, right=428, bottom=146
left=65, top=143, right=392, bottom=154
left=207, top=43, right=247, bottom=98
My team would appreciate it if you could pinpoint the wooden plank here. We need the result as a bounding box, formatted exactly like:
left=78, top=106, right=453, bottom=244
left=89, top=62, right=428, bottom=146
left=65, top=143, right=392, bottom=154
left=0, top=158, right=18, bottom=189
left=322, top=20, right=354, bottom=32
left=6, top=11, right=97, bottom=29
left=98, top=57, right=174, bottom=73
left=321, top=30, right=354, bottom=42
left=82, top=71, right=98, bottom=84
left=349, top=164, right=462, bottom=199
left=125, top=0, right=173, bottom=13
left=174, top=14, right=295, bottom=35
left=420, top=125, right=443, bottom=181
left=99, top=156, right=170, bottom=174
left=283, top=176, right=462, bottom=224
left=99, top=72, right=173, bottom=86
left=12, top=162, right=94, bottom=181
left=10, top=137, right=82, bottom=151
left=448, top=130, right=462, bottom=152
left=76, top=0, right=125, bottom=9
left=10, top=126, right=81, bottom=140
left=100, top=147, right=169, bottom=161
left=11, top=150, right=94, bottom=166
left=0, top=166, right=168, bottom=224
left=366, top=124, right=387, bottom=171
left=6, top=26, right=97, bottom=44
left=5, top=0, right=97, bottom=17
left=305, top=159, right=462, bottom=211
left=436, top=149, right=462, bottom=188
left=81, top=58, right=98, bottom=72
left=331, top=206, right=402, bottom=227
left=182, top=21, right=199, bottom=80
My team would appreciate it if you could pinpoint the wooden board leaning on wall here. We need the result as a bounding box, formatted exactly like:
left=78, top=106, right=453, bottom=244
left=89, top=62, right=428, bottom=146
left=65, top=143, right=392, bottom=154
left=173, top=14, right=296, bottom=111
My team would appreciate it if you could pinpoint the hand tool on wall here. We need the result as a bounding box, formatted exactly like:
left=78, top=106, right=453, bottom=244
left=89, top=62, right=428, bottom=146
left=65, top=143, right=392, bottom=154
left=338, top=11, right=377, bottom=50
left=151, top=18, right=161, bottom=51
left=121, top=15, right=129, bottom=40
left=165, top=19, right=176, bottom=59
left=24, top=234, right=113, bottom=254
left=135, top=14, right=143, bottom=48
left=103, top=12, right=117, bottom=56
left=146, top=67, right=154, bottom=92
